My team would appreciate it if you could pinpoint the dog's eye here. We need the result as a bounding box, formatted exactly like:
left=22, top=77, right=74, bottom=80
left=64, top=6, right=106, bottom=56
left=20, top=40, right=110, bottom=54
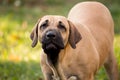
left=58, top=21, right=66, bottom=31
left=40, top=20, right=48, bottom=30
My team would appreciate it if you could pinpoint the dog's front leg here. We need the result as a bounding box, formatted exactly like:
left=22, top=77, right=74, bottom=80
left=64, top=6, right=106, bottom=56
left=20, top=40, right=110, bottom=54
left=41, top=64, right=53, bottom=80
left=40, top=53, right=54, bottom=80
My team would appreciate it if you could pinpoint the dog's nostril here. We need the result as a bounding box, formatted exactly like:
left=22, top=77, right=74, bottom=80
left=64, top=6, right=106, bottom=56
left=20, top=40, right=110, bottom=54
left=46, top=31, right=56, bottom=39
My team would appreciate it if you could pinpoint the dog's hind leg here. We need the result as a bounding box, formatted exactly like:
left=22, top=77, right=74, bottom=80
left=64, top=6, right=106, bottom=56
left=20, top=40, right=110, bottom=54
left=104, top=49, right=119, bottom=80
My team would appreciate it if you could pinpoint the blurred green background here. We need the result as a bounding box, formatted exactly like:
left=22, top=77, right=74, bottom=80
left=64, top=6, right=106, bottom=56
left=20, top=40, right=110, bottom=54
left=0, top=0, right=120, bottom=80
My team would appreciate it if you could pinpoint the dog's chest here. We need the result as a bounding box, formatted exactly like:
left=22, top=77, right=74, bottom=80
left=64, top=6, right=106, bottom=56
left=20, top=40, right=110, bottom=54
left=55, top=62, right=79, bottom=80
left=56, top=63, right=69, bottom=80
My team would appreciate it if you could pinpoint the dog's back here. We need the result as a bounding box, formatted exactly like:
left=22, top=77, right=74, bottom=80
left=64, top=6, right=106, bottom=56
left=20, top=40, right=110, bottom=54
left=68, top=1, right=114, bottom=66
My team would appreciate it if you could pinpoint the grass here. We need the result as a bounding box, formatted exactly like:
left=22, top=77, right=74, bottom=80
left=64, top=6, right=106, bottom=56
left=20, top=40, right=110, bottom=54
left=0, top=1, right=120, bottom=80
left=0, top=61, right=43, bottom=80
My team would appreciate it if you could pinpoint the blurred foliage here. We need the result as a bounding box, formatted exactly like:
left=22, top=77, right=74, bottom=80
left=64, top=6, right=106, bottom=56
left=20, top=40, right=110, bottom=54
left=0, top=0, right=120, bottom=80
left=0, top=0, right=120, bottom=5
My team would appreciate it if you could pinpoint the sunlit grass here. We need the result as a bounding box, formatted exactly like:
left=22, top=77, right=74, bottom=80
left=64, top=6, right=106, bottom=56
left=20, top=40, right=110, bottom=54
left=0, top=11, right=43, bottom=79
left=114, top=35, right=120, bottom=66
left=0, top=10, right=41, bottom=62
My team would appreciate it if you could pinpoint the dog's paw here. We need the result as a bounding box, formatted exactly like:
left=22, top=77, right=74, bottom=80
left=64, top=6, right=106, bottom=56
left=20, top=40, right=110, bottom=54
left=68, top=76, right=77, bottom=80
left=52, top=76, right=60, bottom=80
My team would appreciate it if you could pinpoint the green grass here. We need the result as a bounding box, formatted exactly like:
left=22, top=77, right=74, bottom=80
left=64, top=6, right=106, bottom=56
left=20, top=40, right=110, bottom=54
left=0, top=2, right=120, bottom=80
left=0, top=61, right=43, bottom=80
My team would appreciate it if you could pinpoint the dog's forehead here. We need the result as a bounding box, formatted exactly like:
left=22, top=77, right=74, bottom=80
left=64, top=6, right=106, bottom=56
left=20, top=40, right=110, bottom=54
left=41, top=15, right=68, bottom=24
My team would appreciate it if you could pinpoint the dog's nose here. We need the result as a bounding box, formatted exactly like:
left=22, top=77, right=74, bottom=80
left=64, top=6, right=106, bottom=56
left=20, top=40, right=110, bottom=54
left=46, top=31, right=56, bottom=39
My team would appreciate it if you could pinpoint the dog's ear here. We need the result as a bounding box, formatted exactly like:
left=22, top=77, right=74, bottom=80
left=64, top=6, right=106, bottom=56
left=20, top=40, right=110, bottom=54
left=30, top=19, right=40, bottom=47
left=68, top=20, right=82, bottom=49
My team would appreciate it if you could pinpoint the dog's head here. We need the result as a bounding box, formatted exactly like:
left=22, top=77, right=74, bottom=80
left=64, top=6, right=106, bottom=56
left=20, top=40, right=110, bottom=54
left=30, top=15, right=82, bottom=54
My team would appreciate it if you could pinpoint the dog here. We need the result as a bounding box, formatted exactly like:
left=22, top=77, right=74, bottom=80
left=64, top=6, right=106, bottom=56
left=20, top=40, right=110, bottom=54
left=30, top=1, right=119, bottom=80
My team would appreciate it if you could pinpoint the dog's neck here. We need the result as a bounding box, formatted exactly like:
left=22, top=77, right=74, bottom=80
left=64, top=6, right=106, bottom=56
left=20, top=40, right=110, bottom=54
left=45, top=49, right=61, bottom=80
left=44, top=48, right=60, bottom=65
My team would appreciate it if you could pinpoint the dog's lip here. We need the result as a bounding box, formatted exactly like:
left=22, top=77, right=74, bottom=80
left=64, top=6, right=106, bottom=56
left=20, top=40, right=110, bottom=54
left=41, top=39, right=57, bottom=49
left=41, top=36, right=64, bottom=49
left=46, top=43, right=57, bottom=50
left=42, top=40, right=64, bottom=50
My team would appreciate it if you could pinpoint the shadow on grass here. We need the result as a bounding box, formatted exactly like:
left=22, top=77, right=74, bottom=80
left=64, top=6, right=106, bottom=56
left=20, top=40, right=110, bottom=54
left=0, top=61, right=43, bottom=80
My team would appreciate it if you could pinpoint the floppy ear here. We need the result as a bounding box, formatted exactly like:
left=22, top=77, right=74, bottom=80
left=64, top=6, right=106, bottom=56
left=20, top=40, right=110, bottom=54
left=68, top=20, right=82, bottom=49
left=30, top=20, right=40, bottom=48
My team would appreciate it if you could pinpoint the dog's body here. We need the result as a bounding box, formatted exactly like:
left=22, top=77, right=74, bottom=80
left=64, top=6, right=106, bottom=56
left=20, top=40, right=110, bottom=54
left=30, top=2, right=119, bottom=80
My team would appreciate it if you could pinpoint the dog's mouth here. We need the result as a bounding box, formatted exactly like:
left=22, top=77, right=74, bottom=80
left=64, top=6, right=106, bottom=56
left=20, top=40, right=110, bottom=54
left=46, top=43, right=57, bottom=50
left=42, top=38, right=64, bottom=52
left=42, top=37, right=64, bottom=65
left=41, top=30, right=64, bottom=54
left=42, top=40, right=62, bottom=50
left=41, top=31, right=64, bottom=65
